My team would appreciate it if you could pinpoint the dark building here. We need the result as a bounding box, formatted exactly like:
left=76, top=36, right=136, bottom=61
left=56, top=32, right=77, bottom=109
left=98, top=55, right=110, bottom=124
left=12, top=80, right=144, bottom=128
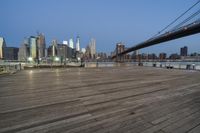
left=3, top=47, right=19, bottom=60
left=159, top=53, right=167, bottom=60
left=37, top=33, right=46, bottom=59
left=47, top=45, right=57, bottom=57
left=47, top=43, right=75, bottom=60
left=180, top=46, right=188, bottom=56
left=148, top=53, right=157, bottom=60
left=169, top=53, right=180, bottom=60
left=97, top=52, right=107, bottom=61
left=141, top=53, right=148, bottom=60
left=18, top=43, right=30, bottom=61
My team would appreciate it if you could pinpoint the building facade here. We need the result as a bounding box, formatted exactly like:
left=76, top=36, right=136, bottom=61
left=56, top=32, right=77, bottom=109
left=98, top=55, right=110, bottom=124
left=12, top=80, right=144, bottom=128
left=159, top=53, right=167, bottom=60
left=18, top=43, right=30, bottom=61
left=4, top=47, right=19, bottom=60
left=37, top=33, right=46, bottom=59
left=180, top=46, right=188, bottom=56
left=29, top=36, right=38, bottom=60
left=69, top=38, right=74, bottom=49
left=90, top=38, right=96, bottom=57
left=76, top=36, right=80, bottom=52
left=0, top=37, right=6, bottom=59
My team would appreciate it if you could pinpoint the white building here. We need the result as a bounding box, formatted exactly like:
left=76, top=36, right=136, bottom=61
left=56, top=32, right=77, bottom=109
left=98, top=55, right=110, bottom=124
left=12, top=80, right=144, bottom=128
left=90, top=38, right=96, bottom=56
left=76, top=36, right=80, bottom=52
left=52, top=40, right=58, bottom=57
left=0, top=37, right=6, bottom=59
left=63, top=40, right=68, bottom=45
left=81, top=48, right=86, bottom=54
left=69, top=38, right=74, bottom=49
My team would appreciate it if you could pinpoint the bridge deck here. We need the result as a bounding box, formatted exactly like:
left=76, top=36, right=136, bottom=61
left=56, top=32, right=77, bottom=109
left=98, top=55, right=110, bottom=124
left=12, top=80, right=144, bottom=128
left=0, top=67, right=200, bottom=133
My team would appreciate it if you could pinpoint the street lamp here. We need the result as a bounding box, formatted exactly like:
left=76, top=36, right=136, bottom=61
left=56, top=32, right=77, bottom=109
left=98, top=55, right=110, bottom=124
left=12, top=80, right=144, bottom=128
left=55, top=57, right=60, bottom=61
left=28, top=57, right=33, bottom=62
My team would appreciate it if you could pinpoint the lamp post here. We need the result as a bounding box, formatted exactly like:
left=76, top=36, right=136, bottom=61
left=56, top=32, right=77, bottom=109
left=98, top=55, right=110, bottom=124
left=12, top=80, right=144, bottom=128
left=28, top=57, right=33, bottom=63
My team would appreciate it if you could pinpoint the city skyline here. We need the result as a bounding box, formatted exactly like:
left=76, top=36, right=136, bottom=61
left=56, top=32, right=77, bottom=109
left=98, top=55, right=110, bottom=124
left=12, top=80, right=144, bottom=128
left=0, top=0, right=200, bottom=54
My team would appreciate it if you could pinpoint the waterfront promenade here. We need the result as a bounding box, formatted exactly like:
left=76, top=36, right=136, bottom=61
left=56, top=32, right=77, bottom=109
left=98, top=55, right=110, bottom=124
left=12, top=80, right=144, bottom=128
left=0, top=66, right=200, bottom=133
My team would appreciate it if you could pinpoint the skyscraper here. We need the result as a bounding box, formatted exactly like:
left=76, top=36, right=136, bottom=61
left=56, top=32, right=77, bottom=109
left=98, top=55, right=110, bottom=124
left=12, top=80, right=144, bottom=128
left=18, top=43, right=29, bottom=61
left=4, top=47, right=19, bottom=60
left=69, top=38, right=74, bottom=49
left=90, top=38, right=96, bottom=57
left=0, top=37, right=6, bottom=59
left=29, top=36, right=38, bottom=60
left=52, top=40, right=58, bottom=57
left=180, top=46, right=188, bottom=56
left=37, top=33, right=46, bottom=59
left=76, top=36, right=80, bottom=52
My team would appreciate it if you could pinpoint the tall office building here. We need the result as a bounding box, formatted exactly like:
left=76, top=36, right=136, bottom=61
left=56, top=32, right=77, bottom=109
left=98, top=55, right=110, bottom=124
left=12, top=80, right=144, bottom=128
left=52, top=40, right=58, bottom=57
left=90, top=38, right=96, bottom=57
left=69, top=38, right=74, bottom=49
left=57, top=44, right=67, bottom=60
left=0, top=37, right=6, bottom=59
left=76, top=36, right=80, bottom=52
left=29, top=36, right=38, bottom=60
left=18, top=43, right=29, bottom=61
left=4, top=47, right=19, bottom=60
left=37, top=33, right=46, bottom=59
left=180, top=46, right=188, bottom=56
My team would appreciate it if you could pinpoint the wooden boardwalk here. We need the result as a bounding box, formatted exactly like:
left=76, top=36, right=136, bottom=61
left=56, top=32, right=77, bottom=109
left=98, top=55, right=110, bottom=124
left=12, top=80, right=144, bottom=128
left=0, top=66, right=200, bottom=133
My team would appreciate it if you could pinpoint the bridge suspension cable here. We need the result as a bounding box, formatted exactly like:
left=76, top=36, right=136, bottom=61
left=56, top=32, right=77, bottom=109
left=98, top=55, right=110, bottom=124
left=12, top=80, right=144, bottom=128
left=171, top=9, right=200, bottom=31
left=152, top=0, right=200, bottom=37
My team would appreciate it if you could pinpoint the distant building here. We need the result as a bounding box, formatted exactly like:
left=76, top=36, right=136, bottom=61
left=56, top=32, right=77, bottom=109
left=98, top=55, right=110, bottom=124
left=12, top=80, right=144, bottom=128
left=4, top=47, right=19, bottom=60
left=84, top=38, right=96, bottom=60
left=69, top=38, right=74, bottom=49
left=132, top=50, right=140, bottom=60
left=81, top=48, right=86, bottom=54
left=148, top=53, right=157, bottom=60
left=56, top=44, right=67, bottom=62
left=48, top=41, right=75, bottom=60
left=52, top=40, right=58, bottom=57
left=180, top=46, right=188, bottom=56
left=63, top=40, right=68, bottom=45
left=85, top=45, right=91, bottom=59
left=47, top=45, right=54, bottom=57
left=90, top=38, right=96, bottom=58
left=169, top=53, right=180, bottom=60
left=76, top=36, right=80, bottom=52
left=141, top=53, right=148, bottom=60
left=29, top=36, right=38, bottom=60
left=0, top=37, right=6, bottom=59
left=97, top=52, right=107, bottom=60
left=159, top=53, right=167, bottom=60
left=18, top=43, right=30, bottom=61
left=37, top=33, right=46, bottom=59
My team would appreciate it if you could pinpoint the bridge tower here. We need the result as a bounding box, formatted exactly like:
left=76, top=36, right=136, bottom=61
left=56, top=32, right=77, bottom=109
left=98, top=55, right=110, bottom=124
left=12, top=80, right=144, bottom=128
left=115, top=43, right=125, bottom=62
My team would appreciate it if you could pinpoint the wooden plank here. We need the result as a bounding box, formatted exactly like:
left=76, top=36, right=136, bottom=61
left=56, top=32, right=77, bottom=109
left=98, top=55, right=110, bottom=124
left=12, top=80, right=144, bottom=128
left=0, top=66, right=199, bottom=133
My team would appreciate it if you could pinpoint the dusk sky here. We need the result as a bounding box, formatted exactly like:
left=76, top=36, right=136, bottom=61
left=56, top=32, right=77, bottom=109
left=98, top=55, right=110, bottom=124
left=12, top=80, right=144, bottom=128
left=1, top=0, right=200, bottom=55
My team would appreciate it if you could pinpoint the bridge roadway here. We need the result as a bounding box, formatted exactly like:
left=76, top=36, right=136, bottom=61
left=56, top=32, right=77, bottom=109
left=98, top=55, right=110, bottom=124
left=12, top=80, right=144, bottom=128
left=0, top=67, right=200, bottom=133
left=113, top=20, right=200, bottom=59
